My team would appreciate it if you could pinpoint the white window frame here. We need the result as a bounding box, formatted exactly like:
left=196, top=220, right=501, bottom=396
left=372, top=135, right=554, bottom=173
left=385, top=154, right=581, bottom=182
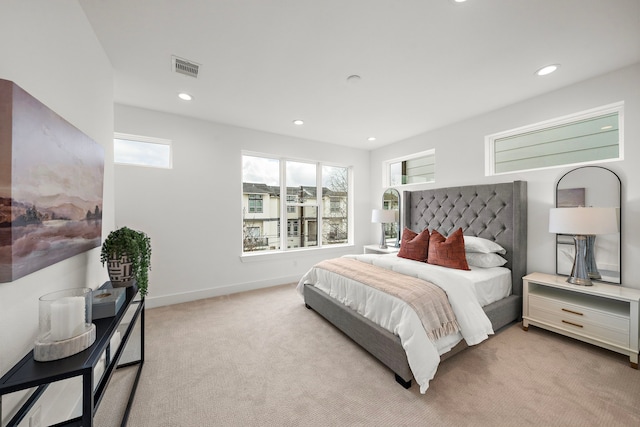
left=241, top=152, right=353, bottom=257
left=114, top=132, right=173, bottom=169
left=485, top=102, right=624, bottom=176
left=382, top=149, right=435, bottom=188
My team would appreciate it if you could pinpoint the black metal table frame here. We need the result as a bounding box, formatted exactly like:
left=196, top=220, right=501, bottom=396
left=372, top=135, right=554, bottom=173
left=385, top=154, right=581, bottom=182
left=0, top=283, right=144, bottom=427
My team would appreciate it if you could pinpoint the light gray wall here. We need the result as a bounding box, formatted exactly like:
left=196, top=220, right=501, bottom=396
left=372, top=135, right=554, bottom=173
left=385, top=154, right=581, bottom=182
left=371, top=63, right=640, bottom=289
left=0, top=1, right=114, bottom=424
left=114, top=105, right=371, bottom=308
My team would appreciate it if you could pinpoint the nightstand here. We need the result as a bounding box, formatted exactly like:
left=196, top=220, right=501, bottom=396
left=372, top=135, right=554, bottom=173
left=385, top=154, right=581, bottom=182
left=363, top=244, right=400, bottom=255
left=522, top=272, right=640, bottom=368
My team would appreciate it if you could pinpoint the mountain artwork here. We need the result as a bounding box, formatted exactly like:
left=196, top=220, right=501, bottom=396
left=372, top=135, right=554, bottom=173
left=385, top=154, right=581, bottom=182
left=0, top=79, right=104, bottom=282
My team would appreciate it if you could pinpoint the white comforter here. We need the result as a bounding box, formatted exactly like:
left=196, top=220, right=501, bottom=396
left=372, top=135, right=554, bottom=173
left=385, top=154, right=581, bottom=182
left=296, top=254, right=495, bottom=394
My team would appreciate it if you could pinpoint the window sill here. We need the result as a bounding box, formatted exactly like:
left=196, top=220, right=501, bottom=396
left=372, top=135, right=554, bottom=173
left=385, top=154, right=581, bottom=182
left=239, top=244, right=354, bottom=263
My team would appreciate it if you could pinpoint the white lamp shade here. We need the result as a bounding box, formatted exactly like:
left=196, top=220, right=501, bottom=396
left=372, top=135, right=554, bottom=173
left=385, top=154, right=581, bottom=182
left=549, top=207, right=618, bottom=235
left=371, top=209, right=396, bottom=224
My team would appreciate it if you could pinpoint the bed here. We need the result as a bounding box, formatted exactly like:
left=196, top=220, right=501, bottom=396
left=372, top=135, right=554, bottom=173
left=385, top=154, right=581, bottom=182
left=298, top=181, right=527, bottom=392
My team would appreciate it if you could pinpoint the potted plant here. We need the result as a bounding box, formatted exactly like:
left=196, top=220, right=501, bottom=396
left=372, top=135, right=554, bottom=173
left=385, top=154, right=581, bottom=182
left=100, top=226, right=151, bottom=297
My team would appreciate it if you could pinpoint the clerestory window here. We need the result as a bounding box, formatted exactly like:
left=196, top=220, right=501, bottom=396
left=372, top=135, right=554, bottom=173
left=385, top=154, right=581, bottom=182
left=485, top=102, right=623, bottom=175
left=114, top=133, right=172, bottom=169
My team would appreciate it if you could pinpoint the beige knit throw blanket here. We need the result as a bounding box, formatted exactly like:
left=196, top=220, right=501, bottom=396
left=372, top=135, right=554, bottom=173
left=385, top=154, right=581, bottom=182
left=314, top=258, right=460, bottom=341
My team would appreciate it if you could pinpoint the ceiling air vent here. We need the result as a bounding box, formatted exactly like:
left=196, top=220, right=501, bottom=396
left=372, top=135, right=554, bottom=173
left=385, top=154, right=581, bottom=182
left=171, top=56, right=200, bottom=78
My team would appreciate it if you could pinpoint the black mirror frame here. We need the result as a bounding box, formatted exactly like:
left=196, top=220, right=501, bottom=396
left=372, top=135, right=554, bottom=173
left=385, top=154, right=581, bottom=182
left=555, top=165, right=622, bottom=284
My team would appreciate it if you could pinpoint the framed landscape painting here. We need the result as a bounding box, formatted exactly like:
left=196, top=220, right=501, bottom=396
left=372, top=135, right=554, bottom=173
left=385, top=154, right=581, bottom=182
left=0, top=79, right=104, bottom=282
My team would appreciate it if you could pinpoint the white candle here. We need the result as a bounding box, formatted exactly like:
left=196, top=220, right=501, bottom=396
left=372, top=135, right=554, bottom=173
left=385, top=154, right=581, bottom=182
left=50, top=296, right=86, bottom=341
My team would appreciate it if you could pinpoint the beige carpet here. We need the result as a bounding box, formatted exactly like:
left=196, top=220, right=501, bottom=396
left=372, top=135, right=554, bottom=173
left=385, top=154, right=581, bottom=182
left=95, top=283, right=640, bottom=427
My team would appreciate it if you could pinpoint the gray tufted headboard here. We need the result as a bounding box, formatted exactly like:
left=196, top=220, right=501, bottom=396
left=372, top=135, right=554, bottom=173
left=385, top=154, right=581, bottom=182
left=403, top=181, right=527, bottom=296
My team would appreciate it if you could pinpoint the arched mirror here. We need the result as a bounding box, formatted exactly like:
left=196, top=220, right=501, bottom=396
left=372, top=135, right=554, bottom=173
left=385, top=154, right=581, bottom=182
left=556, top=166, right=621, bottom=284
left=382, top=188, right=400, bottom=247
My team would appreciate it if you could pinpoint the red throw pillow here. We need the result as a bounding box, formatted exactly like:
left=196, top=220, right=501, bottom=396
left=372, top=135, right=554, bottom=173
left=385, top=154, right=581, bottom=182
left=397, top=228, right=430, bottom=262
left=427, top=228, right=470, bottom=271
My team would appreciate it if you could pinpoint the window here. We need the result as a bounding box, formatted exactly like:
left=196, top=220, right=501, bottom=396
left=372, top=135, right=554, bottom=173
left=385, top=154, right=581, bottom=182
left=248, top=194, right=263, bottom=213
left=242, top=154, right=351, bottom=253
left=114, top=133, right=172, bottom=168
left=330, top=198, right=341, bottom=213
left=322, top=165, right=349, bottom=245
left=287, top=220, right=299, bottom=237
left=286, top=195, right=297, bottom=213
left=384, top=150, right=435, bottom=187
left=486, top=102, right=623, bottom=175
left=246, top=227, right=260, bottom=238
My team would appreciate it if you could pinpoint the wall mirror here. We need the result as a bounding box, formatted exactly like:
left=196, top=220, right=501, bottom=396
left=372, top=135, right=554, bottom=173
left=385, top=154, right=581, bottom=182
left=383, top=188, right=400, bottom=247
left=556, top=166, right=621, bottom=284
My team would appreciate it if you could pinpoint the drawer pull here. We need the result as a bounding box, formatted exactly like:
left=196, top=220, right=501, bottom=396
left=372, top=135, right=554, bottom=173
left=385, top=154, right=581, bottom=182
left=561, top=308, right=584, bottom=316
left=562, top=320, right=584, bottom=328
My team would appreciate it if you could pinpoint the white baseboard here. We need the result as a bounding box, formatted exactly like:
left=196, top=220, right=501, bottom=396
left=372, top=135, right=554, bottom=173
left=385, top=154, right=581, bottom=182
left=143, top=274, right=302, bottom=309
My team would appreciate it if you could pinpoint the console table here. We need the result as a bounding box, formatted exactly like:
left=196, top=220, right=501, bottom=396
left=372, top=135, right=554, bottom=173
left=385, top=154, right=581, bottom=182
left=0, top=282, right=144, bottom=426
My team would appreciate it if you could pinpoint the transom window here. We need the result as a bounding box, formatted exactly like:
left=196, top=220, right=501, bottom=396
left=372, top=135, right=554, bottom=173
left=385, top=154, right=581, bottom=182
left=485, top=102, right=623, bottom=175
left=114, top=132, right=172, bottom=168
left=383, top=150, right=435, bottom=187
left=242, top=154, right=351, bottom=253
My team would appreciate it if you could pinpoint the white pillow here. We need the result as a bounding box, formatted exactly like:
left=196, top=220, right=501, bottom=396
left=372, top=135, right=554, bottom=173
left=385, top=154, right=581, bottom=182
left=466, top=252, right=508, bottom=268
left=463, top=236, right=506, bottom=254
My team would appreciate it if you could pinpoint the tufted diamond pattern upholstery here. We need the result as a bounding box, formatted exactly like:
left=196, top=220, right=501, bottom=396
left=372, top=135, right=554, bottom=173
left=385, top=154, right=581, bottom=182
left=403, top=181, right=527, bottom=296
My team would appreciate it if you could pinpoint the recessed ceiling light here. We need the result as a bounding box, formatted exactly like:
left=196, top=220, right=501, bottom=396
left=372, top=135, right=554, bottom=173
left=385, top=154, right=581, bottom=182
left=346, top=75, right=361, bottom=84
left=178, top=92, right=192, bottom=101
left=535, top=64, right=560, bottom=76
left=367, top=137, right=376, bottom=141
left=293, top=119, right=304, bottom=125
left=453, top=0, right=468, bottom=3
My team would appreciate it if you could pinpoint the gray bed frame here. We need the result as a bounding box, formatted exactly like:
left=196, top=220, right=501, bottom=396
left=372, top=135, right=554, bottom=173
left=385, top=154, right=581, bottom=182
left=303, top=181, right=527, bottom=388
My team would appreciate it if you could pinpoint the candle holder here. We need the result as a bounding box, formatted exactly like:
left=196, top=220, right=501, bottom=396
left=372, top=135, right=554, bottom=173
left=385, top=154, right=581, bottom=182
left=34, top=288, right=96, bottom=362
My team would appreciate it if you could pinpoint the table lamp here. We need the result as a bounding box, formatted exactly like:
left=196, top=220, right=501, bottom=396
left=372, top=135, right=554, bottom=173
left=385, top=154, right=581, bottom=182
left=371, top=209, right=396, bottom=249
left=549, top=207, right=618, bottom=286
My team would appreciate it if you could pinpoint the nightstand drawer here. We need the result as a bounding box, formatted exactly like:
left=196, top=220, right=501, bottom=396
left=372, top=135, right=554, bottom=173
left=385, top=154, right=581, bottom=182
left=523, top=272, right=640, bottom=368
left=529, top=293, right=630, bottom=330
left=529, top=294, right=629, bottom=347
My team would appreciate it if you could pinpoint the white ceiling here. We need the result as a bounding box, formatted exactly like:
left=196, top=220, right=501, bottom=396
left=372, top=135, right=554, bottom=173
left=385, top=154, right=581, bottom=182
left=80, top=0, right=640, bottom=150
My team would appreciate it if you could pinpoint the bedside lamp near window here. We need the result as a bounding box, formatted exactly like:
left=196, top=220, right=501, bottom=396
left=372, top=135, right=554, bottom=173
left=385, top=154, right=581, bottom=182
left=549, top=207, right=619, bottom=286
left=371, top=209, right=396, bottom=249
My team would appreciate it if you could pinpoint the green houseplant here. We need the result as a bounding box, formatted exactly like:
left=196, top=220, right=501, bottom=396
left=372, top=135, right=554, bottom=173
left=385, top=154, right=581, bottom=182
left=100, top=226, right=151, bottom=297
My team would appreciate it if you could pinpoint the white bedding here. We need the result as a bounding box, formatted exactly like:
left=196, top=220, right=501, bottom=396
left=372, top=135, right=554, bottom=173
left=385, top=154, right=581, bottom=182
left=347, top=253, right=512, bottom=307
left=297, top=253, right=508, bottom=393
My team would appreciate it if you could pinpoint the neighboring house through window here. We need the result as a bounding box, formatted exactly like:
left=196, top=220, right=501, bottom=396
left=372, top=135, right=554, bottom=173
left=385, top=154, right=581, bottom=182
left=242, top=154, right=351, bottom=253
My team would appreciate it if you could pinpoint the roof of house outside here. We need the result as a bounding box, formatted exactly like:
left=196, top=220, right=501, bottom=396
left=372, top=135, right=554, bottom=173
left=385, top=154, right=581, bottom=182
left=242, top=183, right=345, bottom=198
